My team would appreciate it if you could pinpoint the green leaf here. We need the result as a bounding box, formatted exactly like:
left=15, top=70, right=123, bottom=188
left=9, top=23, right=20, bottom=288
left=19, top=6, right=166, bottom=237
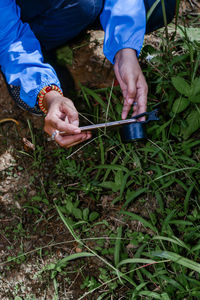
left=56, top=252, right=95, bottom=268
left=192, top=243, right=200, bottom=252
left=191, top=77, right=200, bottom=96
left=66, top=200, right=73, bottom=213
left=83, top=208, right=90, bottom=221
left=118, top=258, right=156, bottom=268
left=171, top=76, right=191, bottom=97
left=115, top=171, right=124, bottom=186
left=188, top=95, right=200, bottom=103
left=138, top=291, right=165, bottom=299
left=89, top=212, right=99, bottom=222
left=123, top=188, right=147, bottom=207
left=88, top=164, right=129, bottom=173
left=172, top=97, right=189, bottom=113
left=98, top=181, right=119, bottom=192
left=56, top=45, right=73, bottom=66
left=184, top=184, right=195, bottom=214
left=153, top=235, right=190, bottom=250
left=114, top=226, right=122, bottom=267
left=72, top=208, right=82, bottom=220
left=121, top=211, right=157, bottom=233
left=82, top=87, right=107, bottom=109
left=152, top=251, right=200, bottom=273
left=160, top=275, right=185, bottom=292
left=146, top=0, right=161, bottom=22
left=182, top=110, right=200, bottom=139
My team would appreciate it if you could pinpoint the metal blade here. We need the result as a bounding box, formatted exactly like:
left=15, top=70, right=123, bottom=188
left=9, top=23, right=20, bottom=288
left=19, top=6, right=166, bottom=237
left=59, top=118, right=137, bottom=135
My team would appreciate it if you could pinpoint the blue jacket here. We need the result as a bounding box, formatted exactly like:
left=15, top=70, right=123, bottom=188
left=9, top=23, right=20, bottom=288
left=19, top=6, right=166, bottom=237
left=0, top=0, right=146, bottom=109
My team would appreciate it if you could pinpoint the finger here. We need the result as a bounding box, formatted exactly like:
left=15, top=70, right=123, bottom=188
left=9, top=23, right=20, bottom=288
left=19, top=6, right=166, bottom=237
left=122, top=76, right=137, bottom=119
left=131, top=102, right=139, bottom=117
left=65, top=132, right=92, bottom=148
left=61, top=100, right=79, bottom=127
left=126, top=75, right=137, bottom=104
left=122, top=100, right=132, bottom=120
left=136, top=79, right=148, bottom=121
left=114, top=64, right=127, bottom=99
left=45, top=114, right=81, bottom=135
left=55, top=133, right=88, bottom=148
left=55, top=132, right=92, bottom=148
left=131, top=98, right=146, bottom=121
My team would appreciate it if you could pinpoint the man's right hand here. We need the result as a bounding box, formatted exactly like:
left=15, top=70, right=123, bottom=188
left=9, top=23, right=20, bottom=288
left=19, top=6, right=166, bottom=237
left=44, top=91, right=91, bottom=148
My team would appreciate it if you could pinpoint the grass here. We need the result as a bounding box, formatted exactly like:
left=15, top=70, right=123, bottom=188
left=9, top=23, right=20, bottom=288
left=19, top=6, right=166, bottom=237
left=1, top=4, right=200, bottom=300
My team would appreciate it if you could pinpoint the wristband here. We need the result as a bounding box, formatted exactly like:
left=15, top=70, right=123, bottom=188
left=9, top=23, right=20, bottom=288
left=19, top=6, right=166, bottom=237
left=38, top=85, right=63, bottom=114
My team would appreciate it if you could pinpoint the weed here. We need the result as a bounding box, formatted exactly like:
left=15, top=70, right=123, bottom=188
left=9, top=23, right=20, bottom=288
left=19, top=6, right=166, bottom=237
left=3, top=5, right=200, bottom=300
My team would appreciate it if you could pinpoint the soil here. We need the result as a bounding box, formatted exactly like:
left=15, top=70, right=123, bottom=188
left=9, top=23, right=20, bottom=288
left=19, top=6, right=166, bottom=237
left=0, top=27, right=116, bottom=299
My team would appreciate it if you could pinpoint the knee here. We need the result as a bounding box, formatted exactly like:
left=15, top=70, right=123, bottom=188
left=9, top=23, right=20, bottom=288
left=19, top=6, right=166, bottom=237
left=79, top=0, right=103, bottom=23
left=164, top=0, right=176, bottom=24
left=145, top=0, right=176, bottom=34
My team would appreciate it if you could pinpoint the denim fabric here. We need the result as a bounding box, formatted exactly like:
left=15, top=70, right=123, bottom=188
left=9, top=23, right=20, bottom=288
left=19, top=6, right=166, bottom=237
left=17, top=0, right=104, bottom=50
left=144, top=0, right=176, bottom=33
left=17, top=0, right=176, bottom=50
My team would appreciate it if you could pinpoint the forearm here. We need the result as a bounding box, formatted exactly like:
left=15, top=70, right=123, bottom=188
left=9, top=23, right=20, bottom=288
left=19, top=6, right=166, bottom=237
left=0, top=0, right=61, bottom=109
left=100, top=0, right=146, bottom=64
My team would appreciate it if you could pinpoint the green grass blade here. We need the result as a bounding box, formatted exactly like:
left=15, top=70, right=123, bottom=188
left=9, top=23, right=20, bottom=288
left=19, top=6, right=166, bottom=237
left=56, top=252, right=95, bottom=267
left=118, top=258, right=156, bottom=268
left=121, top=211, right=157, bottom=233
left=146, top=0, right=161, bottom=22
left=152, top=251, right=200, bottom=273
left=138, top=291, right=163, bottom=299
left=123, top=188, right=147, bottom=208
left=87, top=164, right=129, bottom=173
left=114, top=226, right=122, bottom=267
left=184, top=184, right=195, bottom=214
left=153, top=236, right=190, bottom=251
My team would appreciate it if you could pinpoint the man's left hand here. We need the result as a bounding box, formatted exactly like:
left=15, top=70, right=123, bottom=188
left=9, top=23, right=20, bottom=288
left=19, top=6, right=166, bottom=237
left=114, top=48, right=148, bottom=121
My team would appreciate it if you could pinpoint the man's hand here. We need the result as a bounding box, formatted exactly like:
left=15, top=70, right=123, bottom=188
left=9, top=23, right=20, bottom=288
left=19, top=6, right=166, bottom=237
left=44, top=91, right=91, bottom=148
left=114, top=48, right=148, bottom=121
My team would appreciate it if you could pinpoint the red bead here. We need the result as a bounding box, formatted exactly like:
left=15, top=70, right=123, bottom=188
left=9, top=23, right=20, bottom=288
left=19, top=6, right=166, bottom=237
left=46, top=86, right=52, bottom=92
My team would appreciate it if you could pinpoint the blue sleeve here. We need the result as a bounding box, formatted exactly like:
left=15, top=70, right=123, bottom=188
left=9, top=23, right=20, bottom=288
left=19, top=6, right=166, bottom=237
left=100, top=0, right=146, bottom=64
left=0, top=0, right=61, bottom=108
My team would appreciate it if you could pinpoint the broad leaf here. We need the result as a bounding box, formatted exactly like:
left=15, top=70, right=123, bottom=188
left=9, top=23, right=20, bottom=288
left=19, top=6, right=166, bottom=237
left=171, top=77, right=190, bottom=97
left=89, top=211, right=99, bottom=222
left=98, top=181, right=119, bottom=192
left=188, top=95, right=200, bottom=103
left=72, top=208, right=82, bottom=220
left=190, top=77, right=200, bottom=96
left=172, top=97, right=189, bottom=113
left=182, top=110, right=200, bottom=139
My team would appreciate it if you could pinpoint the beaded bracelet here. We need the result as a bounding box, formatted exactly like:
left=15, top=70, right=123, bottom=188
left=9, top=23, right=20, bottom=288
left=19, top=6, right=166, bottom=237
left=38, top=84, right=63, bottom=114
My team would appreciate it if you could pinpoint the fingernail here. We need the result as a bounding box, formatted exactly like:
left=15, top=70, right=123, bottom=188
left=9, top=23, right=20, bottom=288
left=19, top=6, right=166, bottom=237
left=128, top=98, right=133, bottom=104
left=72, top=120, right=79, bottom=127
left=122, top=112, right=126, bottom=119
left=74, top=129, right=81, bottom=134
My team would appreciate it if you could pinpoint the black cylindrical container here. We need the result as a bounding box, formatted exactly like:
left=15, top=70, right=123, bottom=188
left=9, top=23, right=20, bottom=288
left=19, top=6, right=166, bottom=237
left=120, top=122, right=146, bottom=143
